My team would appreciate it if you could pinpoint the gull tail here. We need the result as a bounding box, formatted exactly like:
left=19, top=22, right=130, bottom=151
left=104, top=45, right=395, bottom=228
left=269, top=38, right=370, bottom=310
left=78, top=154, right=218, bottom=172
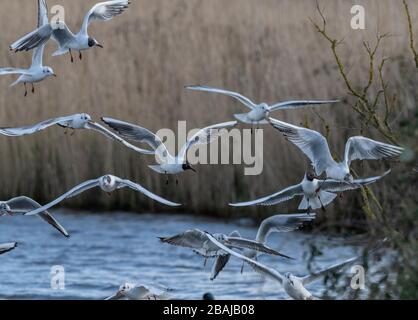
left=319, top=191, right=338, bottom=207
left=299, top=192, right=337, bottom=210
left=148, top=165, right=167, bottom=174
left=9, top=78, right=22, bottom=87
left=52, top=47, right=69, bottom=57
left=234, top=113, right=268, bottom=125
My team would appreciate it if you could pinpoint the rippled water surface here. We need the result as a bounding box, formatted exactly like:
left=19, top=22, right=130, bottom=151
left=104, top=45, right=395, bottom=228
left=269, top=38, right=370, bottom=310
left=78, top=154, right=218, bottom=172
left=0, top=211, right=361, bottom=300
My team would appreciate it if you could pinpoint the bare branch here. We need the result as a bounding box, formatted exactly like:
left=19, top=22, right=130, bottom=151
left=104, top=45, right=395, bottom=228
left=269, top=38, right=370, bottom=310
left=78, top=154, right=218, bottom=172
left=403, top=0, right=418, bottom=68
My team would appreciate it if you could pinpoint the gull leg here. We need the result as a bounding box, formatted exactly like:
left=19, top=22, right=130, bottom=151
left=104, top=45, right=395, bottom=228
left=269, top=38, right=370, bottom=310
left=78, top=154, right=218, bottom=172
left=240, top=261, right=245, bottom=274
left=69, top=49, right=74, bottom=63
left=165, top=172, right=169, bottom=185
left=176, top=175, right=179, bottom=185
left=318, top=196, right=326, bottom=212
left=307, top=198, right=310, bottom=210
left=31, top=83, right=35, bottom=94
left=24, top=82, right=27, bottom=97
left=204, top=257, right=208, bottom=267
left=70, top=128, right=76, bottom=136
left=79, top=51, right=82, bottom=60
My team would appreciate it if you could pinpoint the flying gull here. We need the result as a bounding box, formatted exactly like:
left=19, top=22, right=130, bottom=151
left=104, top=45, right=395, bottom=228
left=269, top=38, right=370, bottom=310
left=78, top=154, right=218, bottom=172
left=102, top=117, right=237, bottom=183
left=0, top=113, right=154, bottom=155
left=24, top=174, right=181, bottom=217
left=185, top=85, right=339, bottom=127
left=270, top=118, right=403, bottom=182
left=159, top=229, right=293, bottom=268
left=0, top=0, right=55, bottom=96
left=230, top=170, right=391, bottom=211
left=11, top=0, right=130, bottom=62
left=210, top=213, right=316, bottom=280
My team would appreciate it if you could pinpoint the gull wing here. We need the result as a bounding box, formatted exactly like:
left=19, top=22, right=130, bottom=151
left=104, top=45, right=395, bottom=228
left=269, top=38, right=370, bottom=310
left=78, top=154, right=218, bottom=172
left=0, top=114, right=80, bottom=137
left=10, top=22, right=74, bottom=52
left=185, top=85, right=257, bottom=110
left=225, top=237, right=294, bottom=259
left=80, top=0, right=131, bottom=36
left=0, top=242, right=18, bottom=256
left=6, top=196, right=69, bottom=238
left=229, top=184, right=303, bottom=207
left=30, top=0, right=49, bottom=67
left=268, top=100, right=339, bottom=112
left=178, top=121, right=237, bottom=161
left=116, top=178, right=182, bottom=207
left=38, top=0, right=49, bottom=28
left=206, top=233, right=284, bottom=285
left=344, top=137, right=404, bottom=167
left=256, top=213, right=316, bottom=243
left=270, top=118, right=336, bottom=176
left=85, top=121, right=154, bottom=155
left=320, top=170, right=391, bottom=193
left=24, top=179, right=101, bottom=216
left=159, top=229, right=208, bottom=250
left=0, top=68, right=30, bottom=75
left=210, top=230, right=241, bottom=281
left=301, top=256, right=360, bottom=285
left=210, top=254, right=231, bottom=281
left=104, top=291, right=124, bottom=300
left=101, top=117, right=171, bottom=162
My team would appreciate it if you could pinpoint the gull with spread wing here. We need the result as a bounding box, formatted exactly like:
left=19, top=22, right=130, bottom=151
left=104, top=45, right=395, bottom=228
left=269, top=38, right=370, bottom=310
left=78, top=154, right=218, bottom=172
left=270, top=118, right=404, bottom=182
left=230, top=170, right=391, bottom=211
left=159, top=229, right=293, bottom=268
left=185, top=85, right=339, bottom=126
left=11, top=0, right=130, bottom=63
left=1, top=196, right=69, bottom=238
left=105, top=283, right=173, bottom=300
left=0, top=113, right=153, bottom=155
left=210, top=213, right=316, bottom=281
left=102, top=117, right=237, bottom=183
left=0, top=0, right=55, bottom=96
left=206, top=232, right=365, bottom=300
left=0, top=243, right=18, bottom=256
left=24, top=174, right=181, bottom=217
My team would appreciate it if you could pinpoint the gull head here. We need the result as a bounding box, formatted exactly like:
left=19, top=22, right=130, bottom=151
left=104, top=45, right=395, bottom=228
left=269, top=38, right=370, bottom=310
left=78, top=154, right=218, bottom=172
left=344, top=173, right=354, bottom=183
left=306, top=172, right=316, bottom=182
left=259, top=103, right=269, bottom=111
left=100, top=175, right=117, bottom=192
left=43, top=67, right=56, bottom=78
left=284, top=272, right=295, bottom=286
left=182, top=161, right=197, bottom=173
left=119, top=283, right=134, bottom=294
left=217, top=234, right=228, bottom=243
left=78, top=113, right=92, bottom=123
left=0, top=203, right=12, bottom=216
left=88, top=37, right=103, bottom=49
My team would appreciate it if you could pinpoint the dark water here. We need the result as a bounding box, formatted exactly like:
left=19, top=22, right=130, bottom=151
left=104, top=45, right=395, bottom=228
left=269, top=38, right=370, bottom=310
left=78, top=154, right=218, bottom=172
left=0, top=211, right=361, bottom=300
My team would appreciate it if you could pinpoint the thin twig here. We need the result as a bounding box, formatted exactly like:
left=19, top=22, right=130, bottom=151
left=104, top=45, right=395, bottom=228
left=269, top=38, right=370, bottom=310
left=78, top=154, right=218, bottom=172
left=403, top=0, right=418, bottom=68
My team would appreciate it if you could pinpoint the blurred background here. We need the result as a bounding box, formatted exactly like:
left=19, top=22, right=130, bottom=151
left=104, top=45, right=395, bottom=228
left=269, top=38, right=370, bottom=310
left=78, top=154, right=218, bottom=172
left=0, top=0, right=416, bottom=229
